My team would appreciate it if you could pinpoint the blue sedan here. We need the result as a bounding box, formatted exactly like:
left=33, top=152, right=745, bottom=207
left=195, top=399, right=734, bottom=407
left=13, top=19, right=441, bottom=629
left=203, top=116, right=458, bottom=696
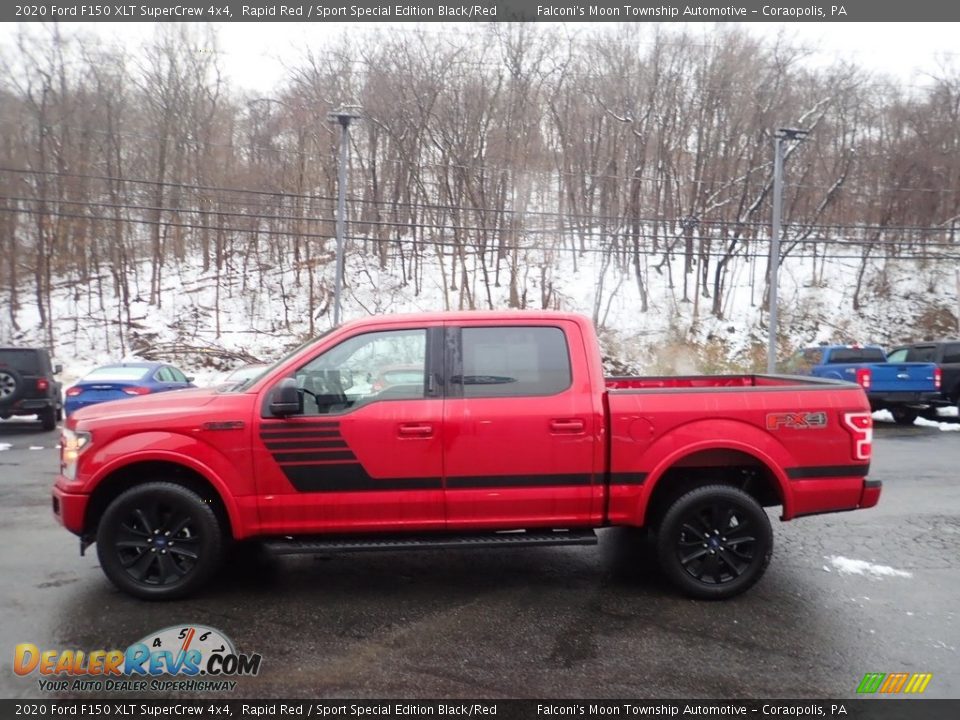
left=64, top=362, right=195, bottom=417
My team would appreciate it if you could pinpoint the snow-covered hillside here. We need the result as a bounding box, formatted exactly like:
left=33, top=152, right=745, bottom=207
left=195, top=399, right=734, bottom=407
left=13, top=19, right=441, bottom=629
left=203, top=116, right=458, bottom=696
left=1, top=243, right=957, bottom=386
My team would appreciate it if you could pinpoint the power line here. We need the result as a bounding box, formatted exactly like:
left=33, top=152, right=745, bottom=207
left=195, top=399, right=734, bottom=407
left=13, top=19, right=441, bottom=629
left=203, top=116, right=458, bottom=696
left=3, top=166, right=960, bottom=234
left=3, top=203, right=960, bottom=263
left=6, top=194, right=960, bottom=247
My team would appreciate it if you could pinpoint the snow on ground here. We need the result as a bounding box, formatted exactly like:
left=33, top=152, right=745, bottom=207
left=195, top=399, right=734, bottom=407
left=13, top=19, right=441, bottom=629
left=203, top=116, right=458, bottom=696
left=0, top=443, right=11, bottom=452
left=873, top=408, right=960, bottom=431
left=825, top=556, right=913, bottom=578
left=915, top=417, right=960, bottom=432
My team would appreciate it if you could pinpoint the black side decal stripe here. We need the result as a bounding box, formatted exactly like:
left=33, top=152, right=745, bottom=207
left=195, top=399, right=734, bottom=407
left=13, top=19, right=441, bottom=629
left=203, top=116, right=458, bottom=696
left=281, top=467, right=608, bottom=493
left=446, top=473, right=593, bottom=489
left=786, top=464, right=870, bottom=479
left=609, top=472, right=648, bottom=485
left=284, top=464, right=441, bottom=492
left=264, top=440, right=348, bottom=451
left=260, top=420, right=340, bottom=432
left=274, top=451, right=356, bottom=463
left=260, top=430, right=342, bottom=440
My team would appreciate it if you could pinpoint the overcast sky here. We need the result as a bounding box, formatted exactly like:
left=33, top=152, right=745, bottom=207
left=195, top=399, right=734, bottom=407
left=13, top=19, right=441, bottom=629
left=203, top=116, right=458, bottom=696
left=2, top=21, right=959, bottom=92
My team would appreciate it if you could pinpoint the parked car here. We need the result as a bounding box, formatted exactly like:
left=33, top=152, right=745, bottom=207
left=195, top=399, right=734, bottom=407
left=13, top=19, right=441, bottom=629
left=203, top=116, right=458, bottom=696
left=218, top=363, right=270, bottom=388
left=54, top=311, right=879, bottom=601
left=64, top=362, right=195, bottom=417
left=887, top=341, right=960, bottom=412
left=370, top=364, right=424, bottom=392
left=0, top=347, right=63, bottom=431
left=783, top=344, right=943, bottom=425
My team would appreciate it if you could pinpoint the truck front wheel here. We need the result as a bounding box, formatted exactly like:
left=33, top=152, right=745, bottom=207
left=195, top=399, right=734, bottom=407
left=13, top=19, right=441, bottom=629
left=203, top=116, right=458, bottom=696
left=96, top=482, right=224, bottom=600
left=656, top=485, right=772, bottom=600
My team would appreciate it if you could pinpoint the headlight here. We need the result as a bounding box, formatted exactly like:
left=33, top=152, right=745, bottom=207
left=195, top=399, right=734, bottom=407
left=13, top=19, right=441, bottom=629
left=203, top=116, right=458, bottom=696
left=61, top=428, right=92, bottom=480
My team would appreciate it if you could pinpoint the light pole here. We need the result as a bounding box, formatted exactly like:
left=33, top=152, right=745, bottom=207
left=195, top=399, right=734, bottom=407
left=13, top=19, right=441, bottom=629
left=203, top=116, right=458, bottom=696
left=767, top=127, right=809, bottom=374
left=327, top=106, right=362, bottom=326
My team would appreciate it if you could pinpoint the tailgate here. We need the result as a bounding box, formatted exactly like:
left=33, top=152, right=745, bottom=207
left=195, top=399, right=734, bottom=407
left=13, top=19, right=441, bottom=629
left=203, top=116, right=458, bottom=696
left=869, top=363, right=937, bottom=392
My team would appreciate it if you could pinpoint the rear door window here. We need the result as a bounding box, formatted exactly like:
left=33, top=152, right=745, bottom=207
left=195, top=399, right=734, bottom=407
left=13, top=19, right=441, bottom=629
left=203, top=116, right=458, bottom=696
left=906, top=346, right=938, bottom=363
left=942, top=344, right=960, bottom=364
left=456, top=326, right=571, bottom=398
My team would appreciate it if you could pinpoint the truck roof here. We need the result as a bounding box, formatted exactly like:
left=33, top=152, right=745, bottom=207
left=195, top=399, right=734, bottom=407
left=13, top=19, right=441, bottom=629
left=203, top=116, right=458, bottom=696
left=339, top=309, right=590, bottom=329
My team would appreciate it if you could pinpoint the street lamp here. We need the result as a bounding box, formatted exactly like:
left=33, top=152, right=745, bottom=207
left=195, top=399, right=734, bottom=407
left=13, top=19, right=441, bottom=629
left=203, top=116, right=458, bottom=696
left=767, top=127, right=809, bottom=374
left=327, top=106, right=362, bottom=327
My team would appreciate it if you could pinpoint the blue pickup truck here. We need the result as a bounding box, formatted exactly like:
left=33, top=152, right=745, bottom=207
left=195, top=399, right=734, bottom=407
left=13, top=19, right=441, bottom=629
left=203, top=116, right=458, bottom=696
left=785, top=345, right=943, bottom=425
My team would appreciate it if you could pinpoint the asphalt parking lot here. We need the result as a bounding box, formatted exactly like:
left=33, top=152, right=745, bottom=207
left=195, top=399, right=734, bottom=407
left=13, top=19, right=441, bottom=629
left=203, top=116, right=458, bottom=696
left=0, top=420, right=957, bottom=700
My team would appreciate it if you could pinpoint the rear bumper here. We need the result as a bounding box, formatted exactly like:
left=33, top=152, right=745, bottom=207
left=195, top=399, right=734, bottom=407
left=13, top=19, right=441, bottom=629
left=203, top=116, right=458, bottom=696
left=0, top=397, right=55, bottom=415
left=52, top=480, right=88, bottom=536
left=869, top=391, right=946, bottom=407
left=788, top=473, right=881, bottom=518
left=858, top=478, right=882, bottom=509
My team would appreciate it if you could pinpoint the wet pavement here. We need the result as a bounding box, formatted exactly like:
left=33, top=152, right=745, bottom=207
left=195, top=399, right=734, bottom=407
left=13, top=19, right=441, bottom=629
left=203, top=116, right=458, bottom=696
left=0, top=420, right=957, bottom=699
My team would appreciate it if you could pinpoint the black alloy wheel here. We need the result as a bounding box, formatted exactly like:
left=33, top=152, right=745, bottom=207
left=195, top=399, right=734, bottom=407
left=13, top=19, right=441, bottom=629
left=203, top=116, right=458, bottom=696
left=656, top=485, right=772, bottom=600
left=96, top=482, right=223, bottom=600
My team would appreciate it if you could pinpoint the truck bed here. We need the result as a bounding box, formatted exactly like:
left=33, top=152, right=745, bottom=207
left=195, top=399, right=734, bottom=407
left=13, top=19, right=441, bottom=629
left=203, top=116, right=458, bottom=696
left=605, top=374, right=849, bottom=390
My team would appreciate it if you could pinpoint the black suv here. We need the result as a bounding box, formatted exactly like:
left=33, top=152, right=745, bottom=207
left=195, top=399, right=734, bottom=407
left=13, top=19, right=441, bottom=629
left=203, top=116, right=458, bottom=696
left=888, top=341, right=960, bottom=411
left=0, top=348, right=63, bottom=431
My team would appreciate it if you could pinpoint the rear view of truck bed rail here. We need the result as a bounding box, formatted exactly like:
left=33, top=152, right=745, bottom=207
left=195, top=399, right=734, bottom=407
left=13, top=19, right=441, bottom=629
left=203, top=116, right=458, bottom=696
left=605, top=374, right=855, bottom=390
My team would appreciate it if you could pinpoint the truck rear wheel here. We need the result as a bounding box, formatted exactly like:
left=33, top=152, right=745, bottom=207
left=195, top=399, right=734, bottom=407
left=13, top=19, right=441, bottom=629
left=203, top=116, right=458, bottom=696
left=655, top=485, right=772, bottom=600
left=96, top=482, right=223, bottom=600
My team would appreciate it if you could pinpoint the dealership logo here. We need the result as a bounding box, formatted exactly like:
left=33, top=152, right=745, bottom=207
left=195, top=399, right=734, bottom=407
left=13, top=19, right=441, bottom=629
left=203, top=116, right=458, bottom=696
left=14, top=625, right=261, bottom=692
left=856, top=672, right=932, bottom=694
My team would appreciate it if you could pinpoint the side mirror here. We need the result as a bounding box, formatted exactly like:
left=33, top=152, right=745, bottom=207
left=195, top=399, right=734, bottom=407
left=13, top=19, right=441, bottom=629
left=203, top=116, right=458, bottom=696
left=269, top=377, right=303, bottom=417
left=54, top=363, right=63, bottom=374
left=185, top=376, right=195, bottom=383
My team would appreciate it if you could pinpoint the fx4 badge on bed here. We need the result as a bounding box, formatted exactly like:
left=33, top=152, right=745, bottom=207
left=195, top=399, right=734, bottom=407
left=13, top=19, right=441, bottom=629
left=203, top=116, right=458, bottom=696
left=766, top=411, right=828, bottom=430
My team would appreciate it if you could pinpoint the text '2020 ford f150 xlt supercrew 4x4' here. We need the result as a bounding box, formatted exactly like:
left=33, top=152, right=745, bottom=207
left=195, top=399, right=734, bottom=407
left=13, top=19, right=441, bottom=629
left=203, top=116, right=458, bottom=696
left=53, top=312, right=879, bottom=600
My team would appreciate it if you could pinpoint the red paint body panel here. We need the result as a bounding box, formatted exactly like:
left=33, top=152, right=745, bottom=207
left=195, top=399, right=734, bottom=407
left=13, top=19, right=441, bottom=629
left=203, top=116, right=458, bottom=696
left=52, top=311, right=879, bottom=542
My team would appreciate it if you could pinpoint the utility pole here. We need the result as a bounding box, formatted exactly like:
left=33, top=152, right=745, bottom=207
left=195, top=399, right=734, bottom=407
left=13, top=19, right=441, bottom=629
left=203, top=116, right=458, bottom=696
left=767, top=127, right=809, bottom=374
left=327, top=106, right=362, bottom=327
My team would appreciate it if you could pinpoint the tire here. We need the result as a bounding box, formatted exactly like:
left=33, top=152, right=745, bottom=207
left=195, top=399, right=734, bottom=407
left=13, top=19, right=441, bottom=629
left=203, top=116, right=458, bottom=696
left=39, top=406, right=57, bottom=431
left=96, top=482, right=224, bottom=600
left=56, top=404, right=63, bottom=422
left=890, top=408, right=918, bottom=426
left=0, top=367, right=23, bottom=404
left=656, top=485, right=773, bottom=600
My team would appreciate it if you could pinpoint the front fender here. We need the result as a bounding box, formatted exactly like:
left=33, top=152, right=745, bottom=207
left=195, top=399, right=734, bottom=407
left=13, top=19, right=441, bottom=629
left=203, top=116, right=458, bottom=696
left=80, top=432, right=250, bottom=539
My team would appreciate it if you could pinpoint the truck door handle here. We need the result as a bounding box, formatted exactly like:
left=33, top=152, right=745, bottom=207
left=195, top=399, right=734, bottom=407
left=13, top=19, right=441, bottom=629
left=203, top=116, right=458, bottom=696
left=398, top=423, right=434, bottom=438
left=550, top=418, right=585, bottom=433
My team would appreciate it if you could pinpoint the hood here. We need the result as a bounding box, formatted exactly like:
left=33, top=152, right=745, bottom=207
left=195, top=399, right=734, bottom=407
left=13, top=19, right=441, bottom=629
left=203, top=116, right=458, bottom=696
left=70, top=387, right=220, bottom=426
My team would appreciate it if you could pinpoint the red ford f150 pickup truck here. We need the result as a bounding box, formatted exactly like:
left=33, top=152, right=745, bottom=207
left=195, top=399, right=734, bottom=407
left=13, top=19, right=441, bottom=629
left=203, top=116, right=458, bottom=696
left=53, top=311, right=879, bottom=601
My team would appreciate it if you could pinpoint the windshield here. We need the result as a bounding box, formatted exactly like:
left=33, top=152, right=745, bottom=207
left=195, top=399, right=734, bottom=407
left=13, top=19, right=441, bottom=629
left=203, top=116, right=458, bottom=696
left=223, top=328, right=338, bottom=392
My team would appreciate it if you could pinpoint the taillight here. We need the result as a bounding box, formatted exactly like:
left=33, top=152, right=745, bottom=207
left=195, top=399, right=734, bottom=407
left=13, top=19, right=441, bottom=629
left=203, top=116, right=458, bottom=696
left=934, top=367, right=942, bottom=390
left=122, top=386, right=152, bottom=396
left=65, top=387, right=83, bottom=397
left=855, top=368, right=872, bottom=390
left=842, top=412, right=873, bottom=462
left=36, top=378, right=49, bottom=392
